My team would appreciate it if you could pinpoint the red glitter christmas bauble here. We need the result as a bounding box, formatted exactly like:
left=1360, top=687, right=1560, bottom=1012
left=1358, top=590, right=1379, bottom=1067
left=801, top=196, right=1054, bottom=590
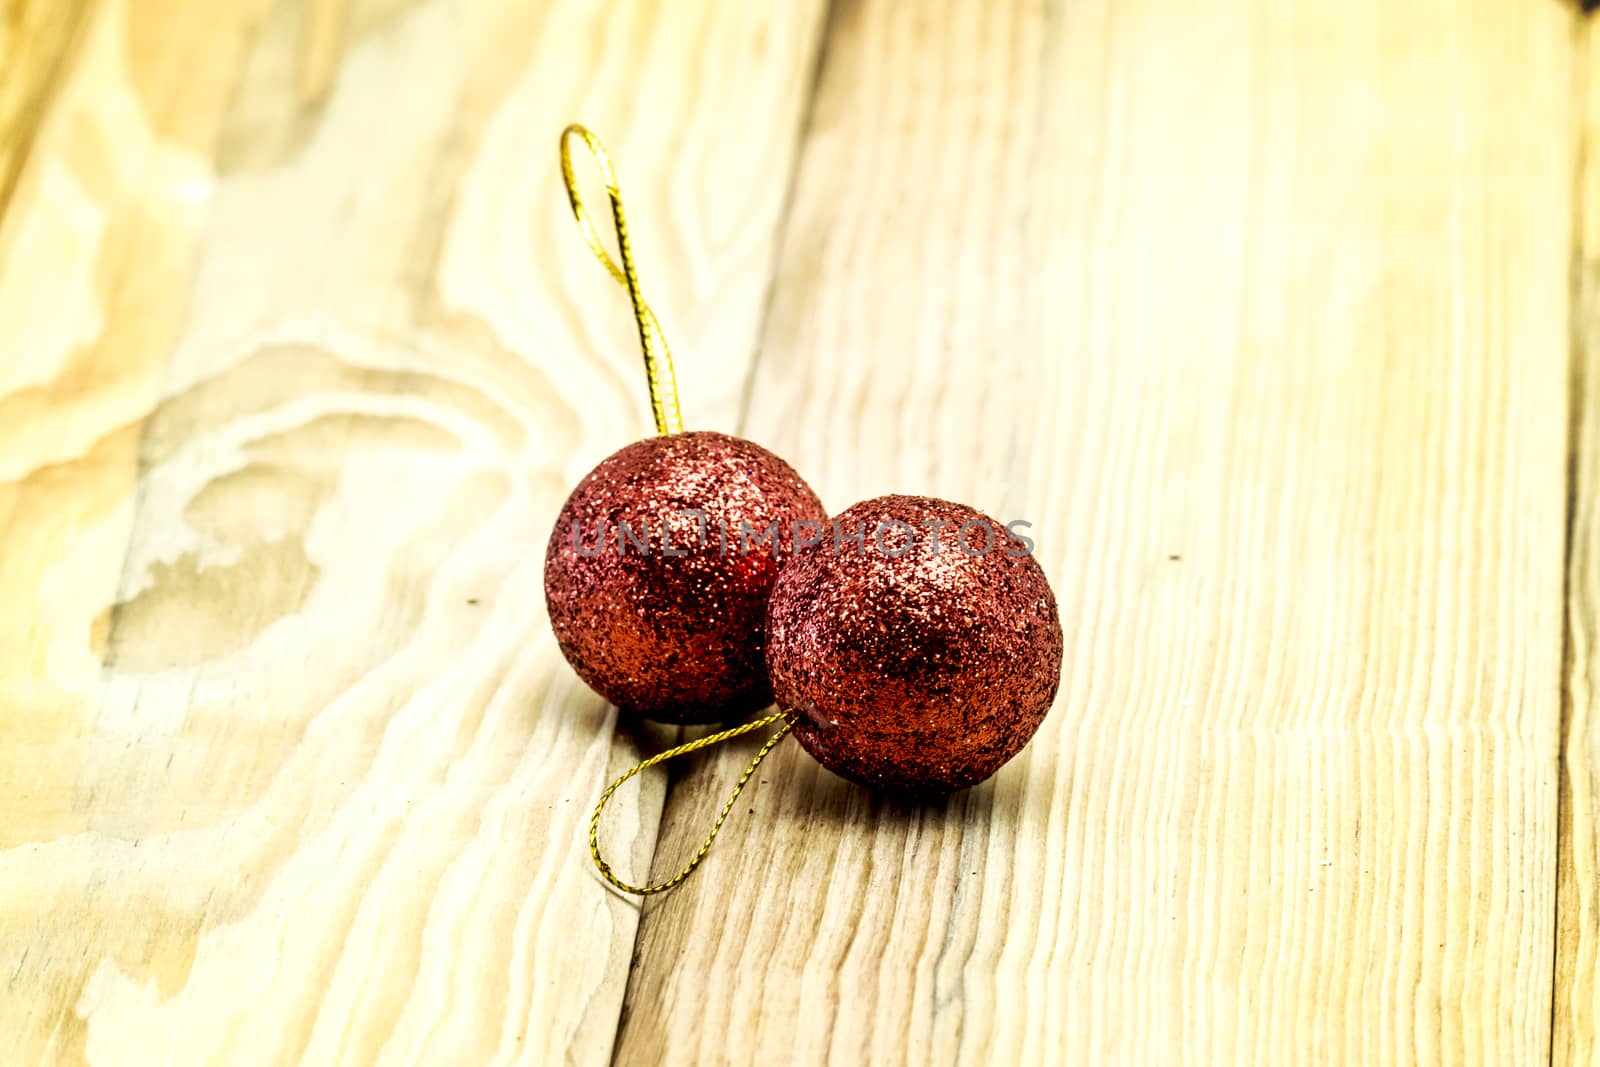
left=545, top=431, right=826, bottom=723
left=766, top=495, right=1063, bottom=793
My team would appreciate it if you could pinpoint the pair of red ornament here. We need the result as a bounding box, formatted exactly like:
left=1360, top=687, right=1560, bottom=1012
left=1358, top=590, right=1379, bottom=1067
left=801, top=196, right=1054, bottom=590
left=543, top=125, right=1061, bottom=813
left=544, top=430, right=1063, bottom=794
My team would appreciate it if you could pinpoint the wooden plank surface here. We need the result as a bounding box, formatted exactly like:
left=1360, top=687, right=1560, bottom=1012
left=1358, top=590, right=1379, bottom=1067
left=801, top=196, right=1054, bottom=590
left=3, top=1, right=1594, bottom=1065
left=616, top=1, right=1575, bottom=1064
left=0, top=0, right=826, bottom=1063
left=1557, top=21, right=1600, bottom=1066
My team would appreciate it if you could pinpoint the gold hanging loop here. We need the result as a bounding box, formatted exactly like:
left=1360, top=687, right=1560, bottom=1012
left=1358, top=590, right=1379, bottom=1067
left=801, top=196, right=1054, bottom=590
left=589, top=711, right=793, bottom=895
left=559, top=124, right=684, bottom=436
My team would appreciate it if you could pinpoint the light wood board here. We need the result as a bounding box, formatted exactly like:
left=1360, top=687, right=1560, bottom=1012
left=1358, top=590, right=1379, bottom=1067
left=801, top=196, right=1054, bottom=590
left=0, top=0, right=826, bottom=1063
left=617, top=1, right=1575, bottom=1064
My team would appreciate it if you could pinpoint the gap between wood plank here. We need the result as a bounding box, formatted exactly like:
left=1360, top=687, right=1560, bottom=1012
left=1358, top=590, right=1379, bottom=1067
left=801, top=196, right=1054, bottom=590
left=731, top=0, right=843, bottom=435
left=606, top=2, right=842, bottom=1055
left=1557, top=13, right=1600, bottom=1064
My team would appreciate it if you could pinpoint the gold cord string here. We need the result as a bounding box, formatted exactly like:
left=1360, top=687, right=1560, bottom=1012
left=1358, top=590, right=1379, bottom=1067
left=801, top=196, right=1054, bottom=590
left=590, top=711, right=794, bottom=895
left=559, top=124, right=684, bottom=436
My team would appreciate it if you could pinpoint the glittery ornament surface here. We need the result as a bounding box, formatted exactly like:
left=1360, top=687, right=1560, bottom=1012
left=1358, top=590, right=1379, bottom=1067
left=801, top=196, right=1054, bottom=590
left=766, top=495, right=1063, bottom=793
left=545, top=431, right=826, bottom=723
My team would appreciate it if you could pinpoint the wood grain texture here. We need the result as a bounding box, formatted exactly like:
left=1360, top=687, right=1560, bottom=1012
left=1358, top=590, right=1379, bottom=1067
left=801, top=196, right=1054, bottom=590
left=0, top=0, right=94, bottom=218
left=616, top=1, right=1574, bottom=1064
left=0, top=0, right=826, bottom=1064
left=1556, top=22, right=1600, bottom=1066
